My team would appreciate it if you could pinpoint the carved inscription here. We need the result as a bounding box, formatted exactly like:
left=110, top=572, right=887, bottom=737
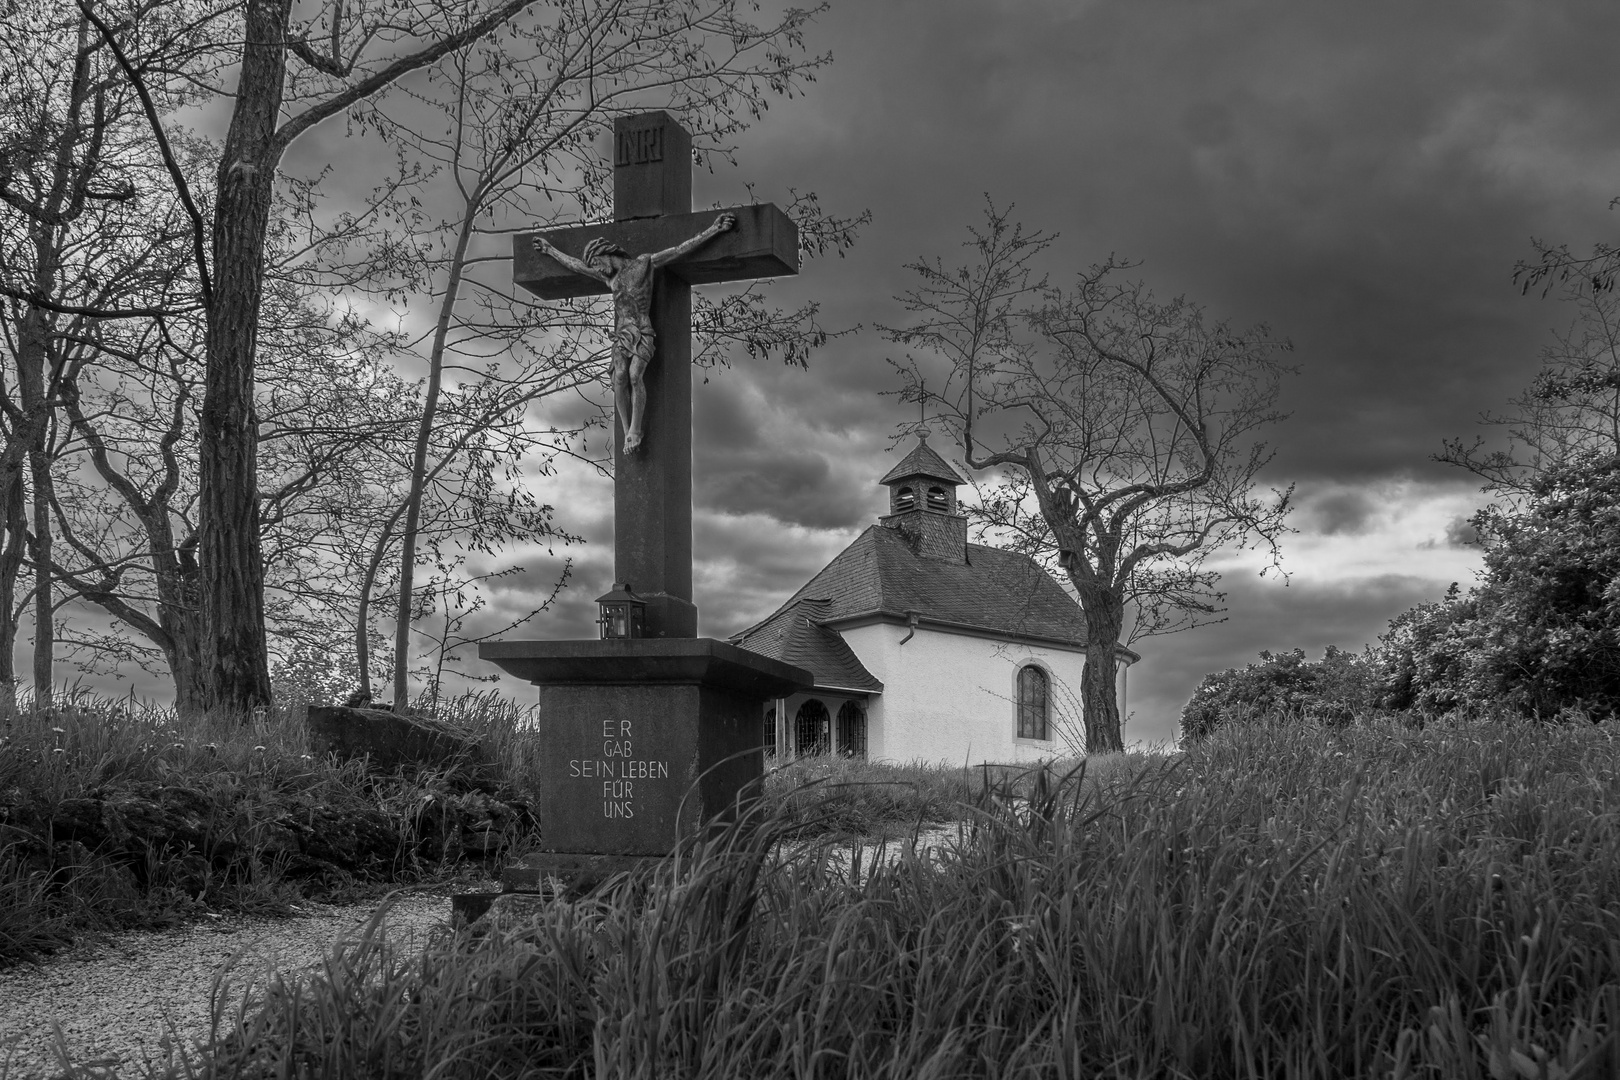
left=567, top=719, right=671, bottom=819
left=615, top=126, right=663, bottom=167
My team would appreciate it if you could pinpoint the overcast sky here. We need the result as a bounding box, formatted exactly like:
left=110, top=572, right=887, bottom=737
left=70, top=0, right=1620, bottom=748
left=470, top=0, right=1620, bottom=748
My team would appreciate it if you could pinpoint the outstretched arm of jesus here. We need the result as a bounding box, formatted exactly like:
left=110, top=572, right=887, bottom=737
left=531, top=236, right=606, bottom=281
left=649, top=213, right=736, bottom=269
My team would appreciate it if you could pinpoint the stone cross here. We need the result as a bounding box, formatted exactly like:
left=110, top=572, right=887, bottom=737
left=514, top=112, right=799, bottom=638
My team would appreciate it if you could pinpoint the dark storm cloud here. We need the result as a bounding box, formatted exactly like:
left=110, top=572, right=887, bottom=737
left=691, top=376, right=886, bottom=529
left=478, top=542, right=610, bottom=642
left=699, top=451, right=840, bottom=524
left=1417, top=509, right=1487, bottom=549
left=718, top=0, right=1620, bottom=490
left=1444, top=515, right=1481, bottom=547
left=1301, top=489, right=1379, bottom=536
left=693, top=516, right=864, bottom=637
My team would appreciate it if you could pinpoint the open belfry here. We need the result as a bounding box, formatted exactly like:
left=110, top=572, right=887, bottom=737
left=480, top=112, right=811, bottom=888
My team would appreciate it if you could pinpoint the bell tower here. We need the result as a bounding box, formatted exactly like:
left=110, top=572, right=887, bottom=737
left=878, top=431, right=970, bottom=563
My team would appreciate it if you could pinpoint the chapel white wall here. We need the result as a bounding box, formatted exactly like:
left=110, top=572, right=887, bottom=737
left=840, top=623, right=1090, bottom=765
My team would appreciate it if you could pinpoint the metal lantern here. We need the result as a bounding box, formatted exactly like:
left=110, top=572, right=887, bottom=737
left=595, top=581, right=646, bottom=639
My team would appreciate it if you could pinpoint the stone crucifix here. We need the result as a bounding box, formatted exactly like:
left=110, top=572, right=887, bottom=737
left=514, top=112, right=799, bottom=637
left=531, top=212, right=737, bottom=455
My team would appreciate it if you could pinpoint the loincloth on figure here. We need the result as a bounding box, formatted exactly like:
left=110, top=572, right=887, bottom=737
left=613, top=318, right=655, bottom=369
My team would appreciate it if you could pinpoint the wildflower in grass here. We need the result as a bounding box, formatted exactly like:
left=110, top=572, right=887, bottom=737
left=254, top=746, right=267, bottom=753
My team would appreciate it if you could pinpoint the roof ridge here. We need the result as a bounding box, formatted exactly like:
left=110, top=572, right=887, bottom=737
left=728, top=528, right=881, bottom=640
left=729, top=522, right=1087, bottom=649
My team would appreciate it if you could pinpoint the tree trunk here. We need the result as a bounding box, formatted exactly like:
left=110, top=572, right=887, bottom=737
left=67, top=539, right=209, bottom=721
left=356, top=574, right=375, bottom=701
left=2, top=266, right=54, bottom=711
left=164, top=574, right=210, bottom=722
left=356, top=504, right=404, bottom=702
left=29, top=444, right=52, bottom=707
left=1076, top=582, right=1126, bottom=754
left=0, top=470, right=23, bottom=711
left=391, top=214, right=475, bottom=712
left=197, top=0, right=292, bottom=716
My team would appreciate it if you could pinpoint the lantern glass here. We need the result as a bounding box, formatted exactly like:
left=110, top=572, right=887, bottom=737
left=595, top=582, right=645, bottom=639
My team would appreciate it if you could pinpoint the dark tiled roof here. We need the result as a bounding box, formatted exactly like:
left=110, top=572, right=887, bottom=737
left=733, top=525, right=1087, bottom=649
left=878, top=437, right=968, bottom=486
left=733, top=598, right=884, bottom=693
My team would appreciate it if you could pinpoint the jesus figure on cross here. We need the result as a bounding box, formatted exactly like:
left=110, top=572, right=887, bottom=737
left=533, top=212, right=736, bottom=454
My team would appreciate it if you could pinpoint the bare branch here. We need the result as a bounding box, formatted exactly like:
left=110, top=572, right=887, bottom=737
left=75, top=0, right=213, bottom=307
left=273, top=0, right=535, bottom=153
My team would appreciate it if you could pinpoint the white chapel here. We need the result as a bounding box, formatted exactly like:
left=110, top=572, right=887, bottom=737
left=730, top=435, right=1137, bottom=765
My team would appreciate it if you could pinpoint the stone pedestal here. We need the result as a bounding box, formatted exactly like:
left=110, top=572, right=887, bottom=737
left=488, top=112, right=808, bottom=905
left=479, top=638, right=810, bottom=890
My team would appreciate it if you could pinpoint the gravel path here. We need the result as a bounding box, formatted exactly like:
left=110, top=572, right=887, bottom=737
left=0, top=830, right=966, bottom=1079
left=0, top=891, right=461, bottom=1080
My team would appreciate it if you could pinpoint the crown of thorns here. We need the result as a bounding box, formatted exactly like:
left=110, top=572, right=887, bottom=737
left=583, top=237, right=627, bottom=262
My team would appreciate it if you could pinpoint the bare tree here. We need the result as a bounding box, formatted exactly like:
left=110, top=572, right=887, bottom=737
left=76, top=0, right=838, bottom=715
left=0, top=3, right=192, bottom=708
left=74, top=0, right=548, bottom=713
left=886, top=202, right=1294, bottom=752
left=47, top=265, right=412, bottom=716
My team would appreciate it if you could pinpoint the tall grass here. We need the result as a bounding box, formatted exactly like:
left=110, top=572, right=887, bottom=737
left=761, top=751, right=1167, bottom=838
left=151, top=713, right=1620, bottom=1079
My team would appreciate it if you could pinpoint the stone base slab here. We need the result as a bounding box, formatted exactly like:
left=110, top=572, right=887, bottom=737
left=477, top=638, right=811, bottom=859
left=500, top=851, right=661, bottom=894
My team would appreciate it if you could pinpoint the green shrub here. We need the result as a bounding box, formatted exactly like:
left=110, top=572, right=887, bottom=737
left=1376, top=455, right=1620, bottom=720
left=1373, top=582, right=1484, bottom=714
left=1179, top=645, right=1378, bottom=741
left=1467, top=454, right=1620, bottom=718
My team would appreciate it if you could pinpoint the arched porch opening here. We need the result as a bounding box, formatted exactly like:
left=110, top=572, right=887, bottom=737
left=836, top=700, right=867, bottom=759
left=795, top=698, right=831, bottom=757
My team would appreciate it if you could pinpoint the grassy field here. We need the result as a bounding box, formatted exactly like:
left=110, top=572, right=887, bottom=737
left=6, top=701, right=1619, bottom=1077
left=762, top=748, right=1166, bottom=838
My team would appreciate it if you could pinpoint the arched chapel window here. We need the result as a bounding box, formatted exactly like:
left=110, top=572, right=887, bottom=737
left=836, top=701, right=868, bottom=759
left=796, top=699, right=831, bottom=757
left=1017, top=665, right=1049, bottom=741
left=764, top=707, right=777, bottom=760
